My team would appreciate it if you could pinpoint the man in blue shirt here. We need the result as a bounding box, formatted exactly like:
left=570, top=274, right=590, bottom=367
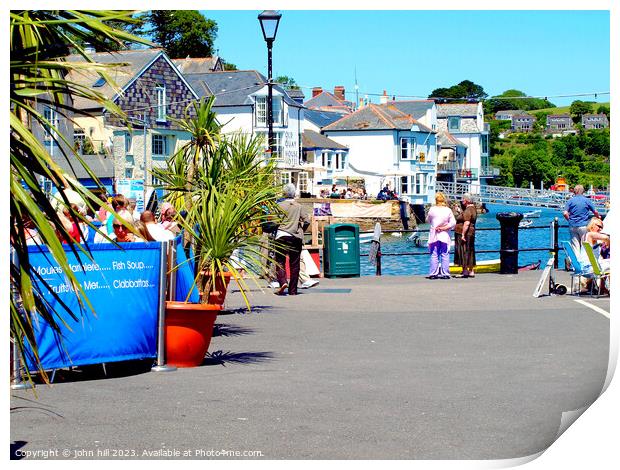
left=563, top=184, right=600, bottom=254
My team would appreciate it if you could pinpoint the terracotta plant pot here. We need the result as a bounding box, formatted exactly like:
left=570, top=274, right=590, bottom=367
left=201, top=271, right=233, bottom=306
left=164, top=301, right=222, bottom=368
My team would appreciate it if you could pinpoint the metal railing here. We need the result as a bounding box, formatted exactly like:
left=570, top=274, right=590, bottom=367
left=360, top=219, right=561, bottom=276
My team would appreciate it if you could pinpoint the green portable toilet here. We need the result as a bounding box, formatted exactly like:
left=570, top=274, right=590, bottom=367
left=323, top=223, right=360, bottom=278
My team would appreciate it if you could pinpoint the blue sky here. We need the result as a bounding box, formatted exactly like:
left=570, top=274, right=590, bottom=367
left=201, top=10, right=610, bottom=107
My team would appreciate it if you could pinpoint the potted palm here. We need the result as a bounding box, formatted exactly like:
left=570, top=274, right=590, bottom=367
left=152, top=98, right=281, bottom=367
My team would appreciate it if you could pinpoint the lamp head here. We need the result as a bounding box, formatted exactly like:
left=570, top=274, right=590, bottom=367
left=258, top=10, right=282, bottom=43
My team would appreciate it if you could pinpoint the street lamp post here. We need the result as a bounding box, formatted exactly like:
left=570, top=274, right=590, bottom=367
left=258, top=10, right=282, bottom=159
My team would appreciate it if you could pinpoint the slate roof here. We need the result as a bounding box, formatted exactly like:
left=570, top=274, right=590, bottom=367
left=437, top=103, right=480, bottom=118
left=304, top=91, right=354, bottom=113
left=286, top=88, right=305, bottom=101
left=437, top=131, right=467, bottom=148
left=495, top=109, right=524, bottom=116
left=302, top=130, right=348, bottom=150
left=322, top=104, right=434, bottom=133
left=185, top=70, right=299, bottom=107
left=172, top=57, right=222, bottom=73
left=379, top=100, right=434, bottom=120
left=65, top=48, right=165, bottom=109
left=55, top=154, right=115, bottom=179
left=304, top=109, right=347, bottom=129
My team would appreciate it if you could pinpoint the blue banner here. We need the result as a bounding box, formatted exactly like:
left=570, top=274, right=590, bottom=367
left=25, top=242, right=163, bottom=371
left=174, top=236, right=200, bottom=303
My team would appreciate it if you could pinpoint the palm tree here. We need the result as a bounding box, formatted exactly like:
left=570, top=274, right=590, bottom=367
left=152, top=98, right=282, bottom=308
left=10, top=10, right=151, bottom=381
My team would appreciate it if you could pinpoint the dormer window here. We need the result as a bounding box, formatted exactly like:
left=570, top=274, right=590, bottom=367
left=448, top=117, right=460, bottom=132
left=155, top=84, right=166, bottom=122
left=255, top=96, right=284, bottom=127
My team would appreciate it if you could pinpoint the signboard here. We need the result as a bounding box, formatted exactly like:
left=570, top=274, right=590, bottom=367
left=25, top=242, right=162, bottom=371
left=533, top=257, right=554, bottom=297
left=116, top=178, right=145, bottom=212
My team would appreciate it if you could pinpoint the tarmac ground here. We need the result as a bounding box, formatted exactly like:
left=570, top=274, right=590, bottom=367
left=10, top=270, right=611, bottom=460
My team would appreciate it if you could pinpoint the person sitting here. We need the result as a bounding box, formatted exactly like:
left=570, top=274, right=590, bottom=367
left=95, top=210, right=144, bottom=243
left=105, top=194, right=128, bottom=235
left=582, top=217, right=610, bottom=272
left=160, top=202, right=181, bottom=235
left=377, top=186, right=389, bottom=201
left=141, top=210, right=175, bottom=241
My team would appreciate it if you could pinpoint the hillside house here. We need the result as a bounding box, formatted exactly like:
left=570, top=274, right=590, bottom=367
left=511, top=114, right=536, bottom=132
left=581, top=113, right=609, bottom=130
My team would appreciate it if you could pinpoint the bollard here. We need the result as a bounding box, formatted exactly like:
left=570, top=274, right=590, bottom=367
left=496, top=212, right=524, bottom=274
left=152, top=241, right=176, bottom=373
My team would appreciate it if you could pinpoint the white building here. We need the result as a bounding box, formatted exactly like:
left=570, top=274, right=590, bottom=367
left=322, top=102, right=438, bottom=204
left=182, top=69, right=305, bottom=188
left=436, top=103, right=494, bottom=193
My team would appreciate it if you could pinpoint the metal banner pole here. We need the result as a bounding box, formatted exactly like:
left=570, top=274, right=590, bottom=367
left=152, top=241, right=176, bottom=372
left=167, top=240, right=177, bottom=301
left=10, top=248, right=34, bottom=390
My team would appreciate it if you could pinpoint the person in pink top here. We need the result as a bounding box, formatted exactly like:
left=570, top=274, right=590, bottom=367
left=425, top=192, right=456, bottom=279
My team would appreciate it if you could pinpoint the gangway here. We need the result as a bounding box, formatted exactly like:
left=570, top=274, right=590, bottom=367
left=436, top=181, right=609, bottom=212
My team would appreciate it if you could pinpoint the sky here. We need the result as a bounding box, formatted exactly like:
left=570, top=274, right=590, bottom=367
left=201, top=9, right=610, bottom=107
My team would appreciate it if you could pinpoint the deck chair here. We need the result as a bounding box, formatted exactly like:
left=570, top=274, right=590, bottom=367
left=582, top=241, right=610, bottom=298
left=561, top=241, right=595, bottom=295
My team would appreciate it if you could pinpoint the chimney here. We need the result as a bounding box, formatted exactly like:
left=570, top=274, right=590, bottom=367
left=312, top=87, right=323, bottom=97
left=334, top=85, right=346, bottom=101
left=380, top=90, right=388, bottom=104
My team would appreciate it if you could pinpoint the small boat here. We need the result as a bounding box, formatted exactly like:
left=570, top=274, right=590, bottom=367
left=449, top=259, right=500, bottom=274
left=523, top=209, right=541, bottom=218
left=449, top=258, right=541, bottom=275
left=391, top=232, right=403, bottom=238
left=519, top=219, right=533, bottom=228
left=407, top=230, right=427, bottom=247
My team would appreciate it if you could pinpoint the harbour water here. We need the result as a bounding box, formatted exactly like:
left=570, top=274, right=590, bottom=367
left=360, top=203, right=573, bottom=276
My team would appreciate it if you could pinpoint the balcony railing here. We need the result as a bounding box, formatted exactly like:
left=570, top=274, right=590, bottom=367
left=479, top=166, right=500, bottom=178
left=456, top=168, right=479, bottom=180
left=437, top=161, right=459, bottom=172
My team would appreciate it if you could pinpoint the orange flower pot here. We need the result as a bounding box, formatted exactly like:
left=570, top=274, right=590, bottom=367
left=164, top=301, right=222, bottom=368
left=202, top=271, right=233, bottom=306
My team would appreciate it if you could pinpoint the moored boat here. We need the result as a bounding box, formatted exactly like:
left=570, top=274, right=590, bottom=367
left=448, top=258, right=541, bottom=274
left=519, top=219, right=533, bottom=228
left=523, top=209, right=541, bottom=218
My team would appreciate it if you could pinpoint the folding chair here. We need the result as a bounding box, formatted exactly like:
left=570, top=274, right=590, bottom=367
left=582, top=241, right=610, bottom=298
left=561, top=241, right=595, bottom=295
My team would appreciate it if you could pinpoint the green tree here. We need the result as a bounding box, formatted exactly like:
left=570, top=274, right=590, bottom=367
left=11, top=10, right=151, bottom=379
left=486, top=89, right=555, bottom=114
left=512, top=147, right=554, bottom=188
left=569, top=100, right=594, bottom=123
left=429, top=80, right=487, bottom=102
left=221, top=60, right=238, bottom=71
left=144, top=10, right=218, bottom=58
left=596, top=104, right=610, bottom=117
left=275, top=75, right=300, bottom=90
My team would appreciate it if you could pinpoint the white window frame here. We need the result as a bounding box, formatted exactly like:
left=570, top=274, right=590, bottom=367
left=43, top=106, right=59, bottom=142
left=413, top=173, right=427, bottom=195
left=321, top=152, right=329, bottom=168
left=280, top=171, right=291, bottom=186
left=152, top=134, right=168, bottom=156
left=156, top=85, right=167, bottom=122
left=327, top=153, right=334, bottom=170
left=298, top=172, right=309, bottom=192
left=400, top=176, right=409, bottom=195
left=448, top=117, right=461, bottom=132
left=256, top=96, right=284, bottom=127
left=400, top=137, right=416, bottom=160
left=335, top=153, right=346, bottom=170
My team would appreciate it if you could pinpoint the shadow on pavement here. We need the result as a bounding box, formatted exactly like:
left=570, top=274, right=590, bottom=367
left=203, top=350, right=275, bottom=366
left=212, top=323, right=256, bottom=337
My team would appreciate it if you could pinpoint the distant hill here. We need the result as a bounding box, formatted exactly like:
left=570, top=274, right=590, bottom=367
left=531, top=102, right=610, bottom=115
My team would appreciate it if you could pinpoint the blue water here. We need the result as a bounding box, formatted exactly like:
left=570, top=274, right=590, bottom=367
left=360, top=203, right=570, bottom=276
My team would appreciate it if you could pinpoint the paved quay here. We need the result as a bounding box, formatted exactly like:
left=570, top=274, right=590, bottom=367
left=10, top=270, right=610, bottom=460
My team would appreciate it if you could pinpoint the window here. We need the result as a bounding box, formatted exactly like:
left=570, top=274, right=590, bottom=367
left=327, top=153, right=334, bottom=170
left=335, top=153, right=346, bottom=170
left=448, top=117, right=461, bottom=132
left=155, top=85, right=166, bottom=122
left=481, top=134, right=489, bottom=155
left=43, top=106, right=58, bottom=142
left=74, top=129, right=86, bottom=153
left=125, top=132, right=132, bottom=154
left=298, top=172, right=308, bottom=192
left=400, top=137, right=416, bottom=160
left=321, top=152, right=329, bottom=168
left=255, top=96, right=283, bottom=126
left=152, top=134, right=168, bottom=156
left=400, top=176, right=408, bottom=195
left=125, top=168, right=133, bottom=178
left=280, top=171, right=291, bottom=186
left=413, top=173, right=427, bottom=195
